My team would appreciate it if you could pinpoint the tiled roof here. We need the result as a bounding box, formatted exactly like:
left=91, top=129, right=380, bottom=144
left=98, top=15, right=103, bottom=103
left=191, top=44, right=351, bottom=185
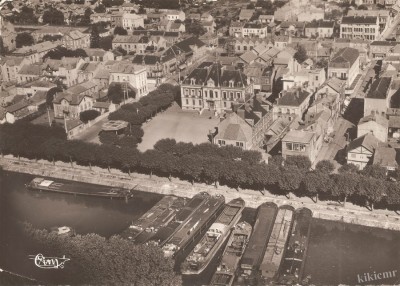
left=389, top=115, right=400, bottom=128
left=282, top=130, right=315, bottom=144
left=132, top=53, right=174, bottom=65
left=12, top=41, right=59, bottom=55
left=280, top=21, right=305, bottom=29
left=329, top=47, right=359, bottom=68
left=53, top=92, right=90, bottom=105
left=240, top=51, right=257, bottom=64
left=366, top=77, right=391, bottom=99
left=373, top=146, right=398, bottom=168
left=215, top=112, right=252, bottom=142
left=110, top=62, right=144, bottom=74
left=5, top=100, right=29, bottom=113
left=113, top=35, right=141, bottom=43
left=65, top=30, right=86, bottom=40
left=347, top=133, right=379, bottom=152
left=18, top=64, right=42, bottom=76
left=306, top=21, right=335, bottom=29
left=341, top=16, right=377, bottom=25
left=84, top=48, right=108, bottom=57
left=0, top=56, right=25, bottom=66
left=358, top=114, right=388, bottom=127
left=276, top=89, right=310, bottom=107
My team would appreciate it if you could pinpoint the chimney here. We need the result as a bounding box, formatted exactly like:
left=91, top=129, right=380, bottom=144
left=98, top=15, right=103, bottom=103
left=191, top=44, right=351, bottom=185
left=296, top=90, right=300, bottom=98
left=237, top=109, right=245, bottom=120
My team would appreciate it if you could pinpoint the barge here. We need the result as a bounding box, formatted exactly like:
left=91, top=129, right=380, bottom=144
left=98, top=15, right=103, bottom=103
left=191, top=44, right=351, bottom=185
left=181, top=198, right=245, bottom=275
left=27, top=177, right=133, bottom=200
left=235, top=202, right=278, bottom=286
left=277, top=208, right=313, bottom=285
left=120, top=196, right=184, bottom=241
left=162, top=194, right=225, bottom=258
left=210, top=221, right=252, bottom=286
left=260, top=206, right=294, bottom=283
left=136, top=192, right=210, bottom=244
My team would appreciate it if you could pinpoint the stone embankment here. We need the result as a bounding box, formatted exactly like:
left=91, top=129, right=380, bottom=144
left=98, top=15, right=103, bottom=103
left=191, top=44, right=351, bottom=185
left=2, top=156, right=400, bottom=231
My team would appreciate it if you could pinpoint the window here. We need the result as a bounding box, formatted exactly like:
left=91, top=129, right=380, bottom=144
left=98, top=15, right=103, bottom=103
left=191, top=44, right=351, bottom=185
left=236, top=142, right=244, bottom=147
left=236, top=92, right=241, bottom=99
left=286, top=143, right=293, bottom=150
left=210, top=91, right=213, bottom=98
left=223, top=91, right=227, bottom=99
left=193, top=99, right=195, bottom=105
left=224, top=102, right=226, bottom=107
left=218, top=140, right=226, bottom=146
left=186, top=99, right=189, bottom=104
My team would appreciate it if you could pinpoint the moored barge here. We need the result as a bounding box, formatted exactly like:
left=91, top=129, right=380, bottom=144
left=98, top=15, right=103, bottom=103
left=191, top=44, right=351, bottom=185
left=136, top=192, right=211, bottom=244
left=120, top=196, right=184, bottom=241
left=277, top=208, right=313, bottom=285
left=260, top=205, right=294, bottom=283
left=210, top=221, right=252, bottom=286
left=162, top=194, right=225, bottom=258
left=235, top=202, right=278, bottom=286
left=181, top=198, right=245, bottom=275
left=27, top=177, right=133, bottom=199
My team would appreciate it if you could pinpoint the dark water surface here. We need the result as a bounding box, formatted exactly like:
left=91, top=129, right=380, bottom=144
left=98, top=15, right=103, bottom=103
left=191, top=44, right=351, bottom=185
left=1, top=171, right=400, bottom=285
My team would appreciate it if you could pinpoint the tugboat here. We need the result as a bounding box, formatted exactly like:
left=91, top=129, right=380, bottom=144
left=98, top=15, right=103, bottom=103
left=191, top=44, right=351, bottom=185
left=210, top=221, right=252, bottom=286
left=181, top=198, right=245, bottom=275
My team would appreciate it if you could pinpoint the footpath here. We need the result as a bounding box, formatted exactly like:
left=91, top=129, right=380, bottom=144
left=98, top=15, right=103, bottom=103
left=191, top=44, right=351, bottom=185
left=1, top=155, right=400, bottom=231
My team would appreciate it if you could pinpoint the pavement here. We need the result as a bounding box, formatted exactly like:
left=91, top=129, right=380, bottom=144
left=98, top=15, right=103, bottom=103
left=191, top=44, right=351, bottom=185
left=73, top=116, right=108, bottom=144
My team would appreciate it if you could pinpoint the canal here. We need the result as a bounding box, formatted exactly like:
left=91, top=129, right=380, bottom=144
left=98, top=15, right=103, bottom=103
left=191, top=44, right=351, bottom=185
left=1, top=171, right=399, bottom=285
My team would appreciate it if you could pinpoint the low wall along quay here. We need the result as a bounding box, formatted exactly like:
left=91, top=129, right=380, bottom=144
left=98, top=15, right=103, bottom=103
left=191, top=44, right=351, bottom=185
left=2, top=156, right=400, bottom=232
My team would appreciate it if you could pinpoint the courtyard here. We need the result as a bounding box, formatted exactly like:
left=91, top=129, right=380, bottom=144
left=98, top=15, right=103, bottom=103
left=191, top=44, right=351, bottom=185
left=138, top=103, right=220, bottom=151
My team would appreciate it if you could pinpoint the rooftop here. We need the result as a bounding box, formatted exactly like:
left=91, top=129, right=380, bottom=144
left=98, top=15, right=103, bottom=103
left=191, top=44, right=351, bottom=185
left=282, top=129, right=315, bottom=144
left=366, top=77, right=391, bottom=99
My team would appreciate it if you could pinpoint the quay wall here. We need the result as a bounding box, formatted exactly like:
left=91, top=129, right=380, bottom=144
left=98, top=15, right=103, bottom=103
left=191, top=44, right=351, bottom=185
left=2, top=156, right=400, bottom=232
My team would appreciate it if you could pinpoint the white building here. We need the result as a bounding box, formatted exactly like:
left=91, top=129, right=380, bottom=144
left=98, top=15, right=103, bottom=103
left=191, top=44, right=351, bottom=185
left=122, top=13, right=145, bottom=30
left=340, top=16, right=380, bottom=41
left=109, top=62, right=148, bottom=97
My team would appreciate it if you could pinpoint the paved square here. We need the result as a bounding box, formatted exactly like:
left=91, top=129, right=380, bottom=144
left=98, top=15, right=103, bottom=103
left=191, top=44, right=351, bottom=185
left=138, top=103, right=220, bottom=151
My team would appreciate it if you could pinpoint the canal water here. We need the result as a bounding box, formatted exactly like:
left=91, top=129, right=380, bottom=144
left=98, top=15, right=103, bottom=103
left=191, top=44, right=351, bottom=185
left=1, top=171, right=399, bottom=285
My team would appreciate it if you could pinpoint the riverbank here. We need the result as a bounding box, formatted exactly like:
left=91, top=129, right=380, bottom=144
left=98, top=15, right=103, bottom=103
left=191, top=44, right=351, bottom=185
left=1, top=155, right=400, bottom=231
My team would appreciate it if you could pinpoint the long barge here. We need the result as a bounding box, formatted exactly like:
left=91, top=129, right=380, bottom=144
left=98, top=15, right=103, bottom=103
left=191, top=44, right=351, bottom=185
left=181, top=198, right=245, bottom=275
left=235, top=202, right=278, bottom=286
left=26, top=177, right=133, bottom=199
left=210, top=221, right=252, bottom=286
left=120, top=196, right=184, bottom=241
left=162, top=194, right=225, bottom=258
left=260, top=206, right=294, bottom=283
left=135, top=192, right=210, bottom=244
left=277, top=208, right=313, bottom=285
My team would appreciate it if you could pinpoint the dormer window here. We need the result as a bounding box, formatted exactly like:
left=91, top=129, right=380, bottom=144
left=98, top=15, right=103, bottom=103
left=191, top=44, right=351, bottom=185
left=229, top=80, right=234, bottom=87
left=207, top=79, right=214, bottom=87
left=191, top=78, right=195, bottom=85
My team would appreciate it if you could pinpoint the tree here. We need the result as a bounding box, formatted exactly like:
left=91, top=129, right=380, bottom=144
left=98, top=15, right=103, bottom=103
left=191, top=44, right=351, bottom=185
left=43, top=8, right=65, bottom=25
left=107, top=84, right=125, bottom=104
left=332, top=173, right=359, bottom=207
left=99, top=131, right=119, bottom=145
left=99, top=35, right=113, bottom=50
left=114, top=26, right=128, bottom=35
left=285, top=155, right=311, bottom=170
left=185, top=20, right=206, bottom=36
left=357, top=176, right=385, bottom=211
left=21, top=223, right=181, bottom=285
left=46, top=87, right=63, bottom=107
left=315, top=160, right=335, bottom=174
left=278, top=166, right=304, bottom=196
left=358, top=4, right=368, bottom=9
left=294, top=45, right=308, bottom=63
left=94, top=4, right=106, bottom=13
left=90, top=25, right=100, bottom=48
left=16, top=32, right=34, bottom=48
left=338, top=163, right=359, bottom=173
left=247, top=3, right=255, bottom=9
left=138, top=6, right=146, bottom=14
left=80, top=110, right=100, bottom=123
left=362, top=165, right=387, bottom=180
left=303, top=171, right=331, bottom=203
left=154, top=138, right=177, bottom=153
left=82, top=8, right=93, bottom=25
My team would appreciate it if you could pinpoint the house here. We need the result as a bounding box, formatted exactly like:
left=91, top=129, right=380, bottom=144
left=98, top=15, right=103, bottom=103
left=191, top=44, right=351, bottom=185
left=214, top=95, right=273, bottom=150
left=346, top=133, right=380, bottom=170
left=273, top=36, right=291, bottom=49
left=282, top=67, right=326, bottom=93
left=364, top=77, right=392, bottom=117
left=132, top=53, right=176, bottom=84
left=122, top=13, right=145, bottom=30
left=305, top=21, right=335, bottom=38
left=0, top=56, right=30, bottom=83
left=328, top=47, right=360, bottom=88
left=132, top=30, right=180, bottom=45
left=314, top=77, right=346, bottom=114
left=282, top=128, right=321, bottom=163
left=110, top=11, right=123, bottom=27
left=163, top=10, right=185, bottom=21
left=4, top=100, right=33, bottom=123
left=16, top=79, right=56, bottom=98
left=347, top=9, right=391, bottom=33
left=90, top=13, right=112, bottom=23
left=234, top=37, right=272, bottom=54
left=109, top=62, right=148, bottom=97
left=43, top=57, right=86, bottom=88
left=11, top=41, right=59, bottom=64
left=0, top=16, right=17, bottom=52
left=66, top=81, right=98, bottom=97
left=164, top=36, right=207, bottom=64
left=180, top=62, right=250, bottom=114
left=357, top=114, right=388, bottom=143
left=244, top=64, right=274, bottom=93
left=370, top=41, right=399, bottom=59
left=62, top=30, right=90, bottom=49
left=112, top=35, right=167, bottom=54
left=92, top=101, right=115, bottom=114
left=259, top=15, right=274, bottom=24
left=373, top=146, right=398, bottom=171
left=388, top=115, right=400, bottom=139
left=273, top=88, right=312, bottom=121
left=16, top=64, right=42, bottom=84
left=340, top=16, right=379, bottom=41
left=239, top=9, right=254, bottom=22
left=201, top=21, right=216, bottom=34
left=229, top=21, right=244, bottom=37
left=93, top=68, right=110, bottom=89
left=83, top=48, right=114, bottom=62
left=279, top=21, right=306, bottom=37
left=242, top=23, right=268, bottom=38
left=53, top=92, right=94, bottom=119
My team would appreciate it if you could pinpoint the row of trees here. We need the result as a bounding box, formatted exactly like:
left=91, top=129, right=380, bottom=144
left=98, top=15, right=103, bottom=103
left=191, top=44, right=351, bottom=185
left=43, top=47, right=88, bottom=60
left=108, top=84, right=179, bottom=125
left=21, top=223, right=180, bottom=285
left=1, top=119, right=400, bottom=212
